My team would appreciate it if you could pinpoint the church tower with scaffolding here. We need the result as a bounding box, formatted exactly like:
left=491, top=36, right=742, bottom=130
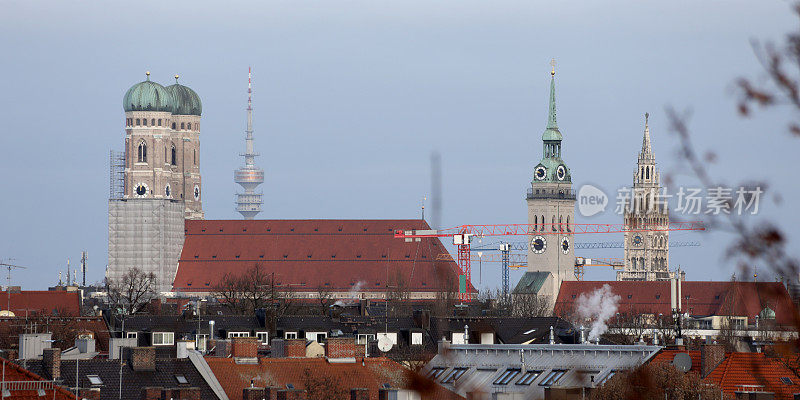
left=234, top=67, right=265, bottom=219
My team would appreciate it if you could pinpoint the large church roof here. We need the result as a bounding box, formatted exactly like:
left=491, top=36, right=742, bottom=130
left=172, top=219, right=476, bottom=295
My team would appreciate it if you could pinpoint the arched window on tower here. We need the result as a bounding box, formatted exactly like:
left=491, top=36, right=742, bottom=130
left=172, top=122, right=176, bottom=129
left=551, top=215, right=556, bottom=232
left=534, top=215, right=538, bottom=231
left=171, top=144, right=177, bottom=166
left=193, top=149, right=196, bottom=165
left=558, top=215, right=563, bottom=232
left=646, top=167, right=650, bottom=180
left=158, top=119, right=162, bottom=126
left=187, top=122, right=191, bottom=130
left=181, top=122, right=185, bottom=130
left=540, top=215, right=544, bottom=231
left=566, top=216, right=571, bottom=232
left=151, top=118, right=155, bottom=126
left=137, top=141, right=147, bottom=163
left=136, top=118, right=140, bottom=126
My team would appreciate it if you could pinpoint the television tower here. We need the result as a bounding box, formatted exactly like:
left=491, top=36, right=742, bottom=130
left=234, top=67, right=264, bottom=219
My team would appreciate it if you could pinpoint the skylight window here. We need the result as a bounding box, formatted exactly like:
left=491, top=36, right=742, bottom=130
left=175, top=375, right=188, bottom=384
left=539, top=370, right=566, bottom=386
left=516, top=370, right=542, bottom=385
left=781, top=377, right=794, bottom=385
left=87, top=375, right=103, bottom=385
left=493, top=369, right=521, bottom=385
left=442, top=367, right=468, bottom=383
left=428, top=367, right=446, bottom=380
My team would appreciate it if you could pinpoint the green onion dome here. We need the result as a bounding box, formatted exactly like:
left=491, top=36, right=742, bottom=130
left=123, top=72, right=176, bottom=113
left=166, top=75, right=202, bottom=116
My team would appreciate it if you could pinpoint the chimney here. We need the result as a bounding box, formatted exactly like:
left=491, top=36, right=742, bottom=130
left=214, top=339, right=232, bottom=358
left=130, top=347, right=156, bottom=372
left=276, top=389, right=306, bottom=400
left=285, top=339, right=307, bottom=358
left=177, top=340, right=194, bottom=359
left=243, top=387, right=271, bottom=400
left=232, top=337, right=259, bottom=363
left=140, top=387, right=161, bottom=400
left=42, top=348, right=61, bottom=380
left=700, top=343, right=725, bottom=378
left=350, top=388, right=369, bottom=400
left=166, top=388, right=201, bottom=400
left=437, top=338, right=450, bottom=356
left=76, top=337, right=95, bottom=354
left=271, top=338, right=286, bottom=358
left=325, top=337, right=358, bottom=359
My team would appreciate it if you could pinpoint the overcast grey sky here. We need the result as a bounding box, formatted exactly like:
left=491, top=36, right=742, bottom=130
left=0, top=0, right=795, bottom=290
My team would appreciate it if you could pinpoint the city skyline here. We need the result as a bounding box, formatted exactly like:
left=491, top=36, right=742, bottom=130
left=0, top=0, right=794, bottom=290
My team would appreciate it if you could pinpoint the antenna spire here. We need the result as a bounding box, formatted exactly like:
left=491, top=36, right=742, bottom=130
left=235, top=66, right=265, bottom=219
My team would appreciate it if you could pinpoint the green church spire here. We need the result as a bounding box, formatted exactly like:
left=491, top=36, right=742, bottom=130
left=547, top=66, right=558, bottom=130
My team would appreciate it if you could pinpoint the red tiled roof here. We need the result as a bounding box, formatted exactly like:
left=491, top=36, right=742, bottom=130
left=205, top=357, right=464, bottom=400
left=554, top=281, right=798, bottom=325
left=650, top=348, right=702, bottom=372
left=1, top=358, right=77, bottom=399
left=173, top=220, right=475, bottom=294
left=0, top=291, right=81, bottom=317
left=705, top=353, right=800, bottom=400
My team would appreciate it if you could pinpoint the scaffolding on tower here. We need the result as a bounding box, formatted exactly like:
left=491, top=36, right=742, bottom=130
left=109, top=150, right=125, bottom=200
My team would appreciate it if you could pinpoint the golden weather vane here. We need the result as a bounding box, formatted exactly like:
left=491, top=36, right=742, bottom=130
left=550, top=58, right=556, bottom=76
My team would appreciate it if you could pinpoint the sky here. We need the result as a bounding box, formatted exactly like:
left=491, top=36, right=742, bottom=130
left=0, top=0, right=795, bottom=291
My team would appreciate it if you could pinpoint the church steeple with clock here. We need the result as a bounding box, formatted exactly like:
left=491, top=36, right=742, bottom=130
left=619, top=113, right=671, bottom=281
left=513, top=62, right=577, bottom=306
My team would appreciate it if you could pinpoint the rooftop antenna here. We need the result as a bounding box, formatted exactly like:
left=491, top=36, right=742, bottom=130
left=66, top=259, right=70, bottom=286
left=234, top=66, right=265, bottom=219
left=0, top=260, right=27, bottom=313
left=421, top=196, right=426, bottom=220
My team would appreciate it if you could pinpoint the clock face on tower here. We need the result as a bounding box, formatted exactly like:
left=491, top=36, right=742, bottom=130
left=193, top=185, right=200, bottom=201
left=135, top=182, right=148, bottom=198
left=556, top=165, right=566, bottom=181
left=535, top=166, right=546, bottom=180
left=633, top=234, right=643, bottom=246
left=561, top=237, right=570, bottom=254
left=531, top=235, right=547, bottom=254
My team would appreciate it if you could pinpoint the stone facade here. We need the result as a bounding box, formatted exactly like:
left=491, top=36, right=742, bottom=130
left=521, top=69, right=577, bottom=304
left=619, top=114, right=671, bottom=281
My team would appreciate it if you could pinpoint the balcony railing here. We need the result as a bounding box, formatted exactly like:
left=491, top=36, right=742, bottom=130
left=526, top=188, right=576, bottom=200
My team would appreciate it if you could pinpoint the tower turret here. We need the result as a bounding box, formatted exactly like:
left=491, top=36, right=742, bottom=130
left=234, top=67, right=265, bottom=219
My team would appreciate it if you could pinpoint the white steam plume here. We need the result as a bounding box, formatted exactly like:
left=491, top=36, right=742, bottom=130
left=576, top=284, right=620, bottom=342
left=333, top=280, right=365, bottom=307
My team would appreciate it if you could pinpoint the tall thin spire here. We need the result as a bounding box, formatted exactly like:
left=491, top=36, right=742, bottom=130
left=235, top=66, right=265, bottom=219
left=641, top=112, right=653, bottom=158
left=547, top=59, right=558, bottom=130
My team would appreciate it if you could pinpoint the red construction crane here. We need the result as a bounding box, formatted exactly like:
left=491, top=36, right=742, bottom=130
left=396, top=221, right=705, bottom=301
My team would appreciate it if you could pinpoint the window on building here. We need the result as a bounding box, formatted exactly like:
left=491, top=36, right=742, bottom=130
left=357, top=334, right=375, bottom=345
left=187, top=122, right=191, bottom=130
left=196, top=334, right=208, bottom=352
left=493, top=369, right=521, bottom=385
left=143, top=119, right=147, bottom=127
left=428, top=367, right=446, bottom=380
left=86, top=375, right=103, bottom=386
left=412, top=332, right=423, bottom=345
left=181, top=122, right=185, bottom=129
left=158, top=118, right=162, bottom=126
left=285, top=332, right=298, bottom=339
left=227, top=332, right=250, bottom=339
left=256, top=332, right=269, bottom=345
left=442, top=367, right=468, bottom=383
left=193, top=149, right=196, bottom=165
left=126, top=332, right=138, bottom=340
left=516, top=370, right=542, bottom=385
left=171, top=145, right=177, bottom=165
left=152, top=332, right=174, bottom=346
left=150, top=118, right=155, bottom=126
left=539, top=370, right=566, bottom=386
left=781, top=377, right=794, bottom=385
left=137, top=141, right=147, bottom=163
left=136, top=118, right=140, bottom=125
left=172, top=122, right=176, bottom=129
left=175, top=375, right=189, bottom=385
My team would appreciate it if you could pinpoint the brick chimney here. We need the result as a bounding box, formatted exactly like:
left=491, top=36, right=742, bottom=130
left=701, top=343, right=725, bottom=378
left=130, top=347, right=156, bottom=372
left=232, top=337, right=259, bottom=363
left=42, top=348, right=61, bottom=380
left=166, top=388, right=201, bottom=400
left=140, top=387, right=162, bottom=400
left=350, top=388, right=369, bottom=400
left=276, top=389, right=306, bottom=400
left=285, top=339, right=307, bottom=358
left=325, top=337, right=358, bottom=359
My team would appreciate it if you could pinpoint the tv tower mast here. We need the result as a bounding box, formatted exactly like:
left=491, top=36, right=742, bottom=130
left=234, top=67, right=265, bottom=219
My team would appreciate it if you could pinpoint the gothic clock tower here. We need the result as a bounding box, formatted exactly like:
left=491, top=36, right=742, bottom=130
left=620, top=113, right=671, bottom=281
left=513, top=64, right=577, bottom=305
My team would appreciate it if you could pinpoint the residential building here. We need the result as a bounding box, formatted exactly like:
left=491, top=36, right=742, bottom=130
left=0, top=357, right=76, bottom=400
